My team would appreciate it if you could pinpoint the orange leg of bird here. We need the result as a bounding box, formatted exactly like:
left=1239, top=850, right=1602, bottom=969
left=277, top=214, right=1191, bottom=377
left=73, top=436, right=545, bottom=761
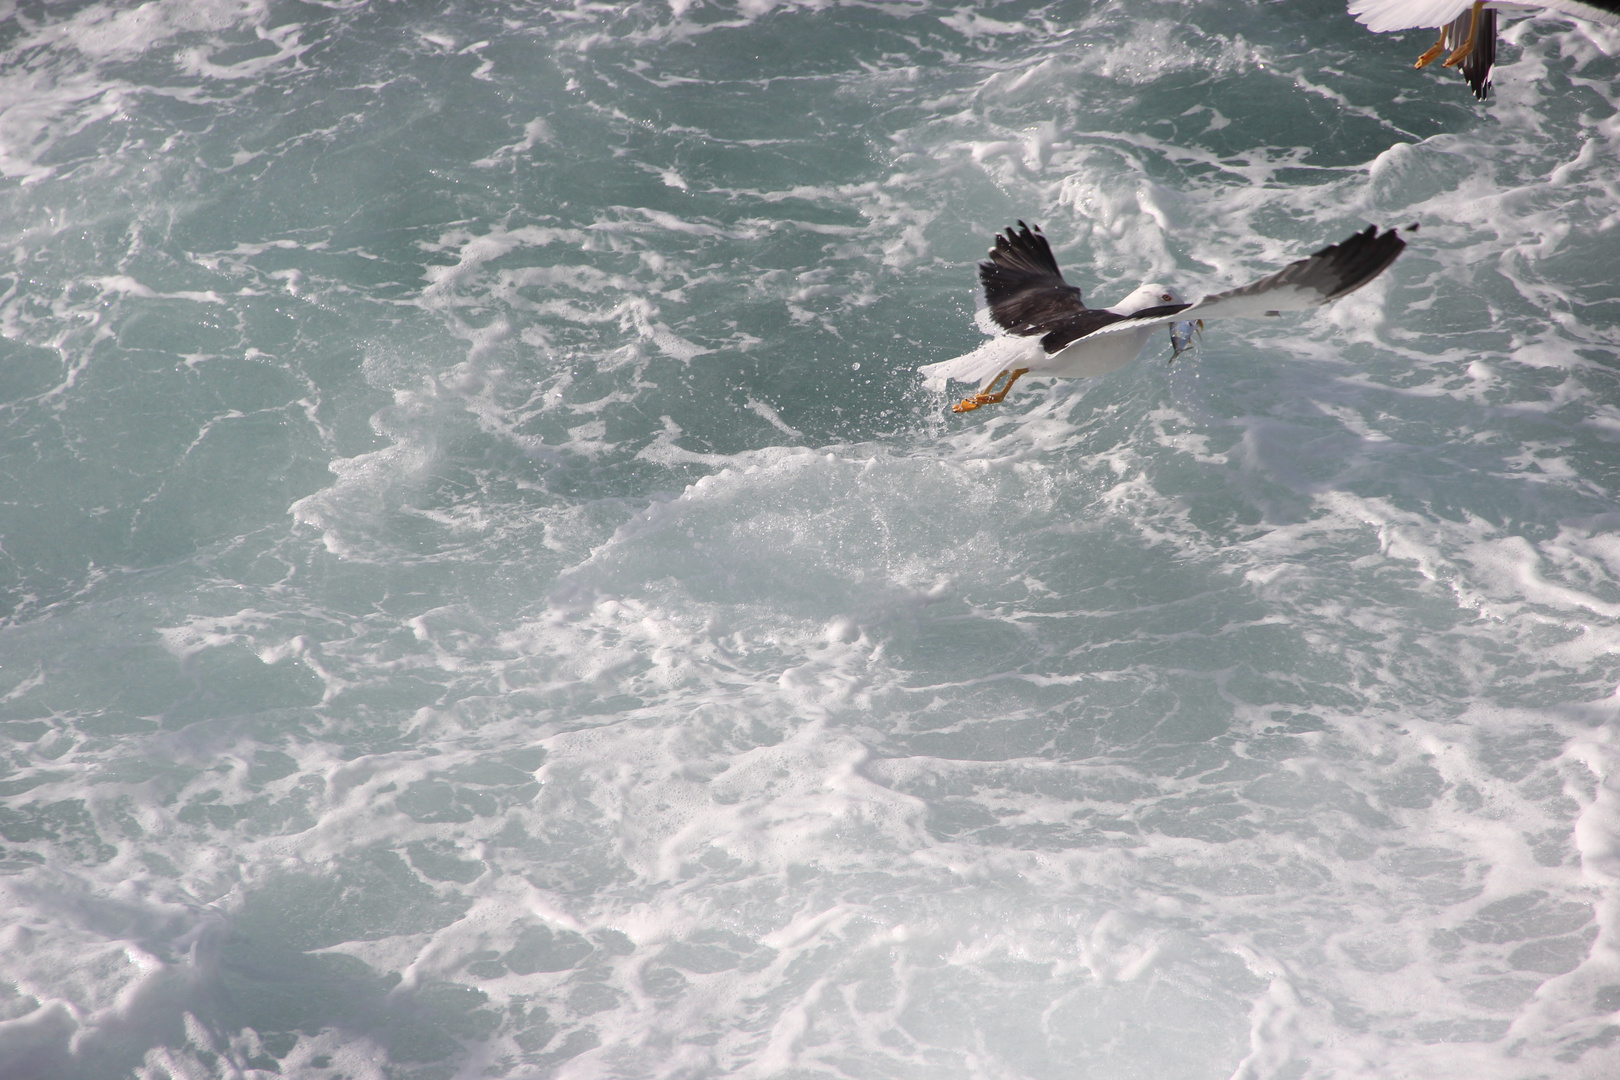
left=953, top=369, right=1009, bottom=413
left=981, top=368, right=1028, bottom=404
left=953, top=368, right=1029, bottom=413
left=1443, top=1, right=1485, bottom=67
left=1414, top=27, right=1448, bottom=68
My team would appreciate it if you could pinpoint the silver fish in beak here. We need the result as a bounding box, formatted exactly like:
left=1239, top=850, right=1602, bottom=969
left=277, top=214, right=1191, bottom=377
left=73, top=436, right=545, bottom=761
left=1169, top=319, right=1203, bottom=361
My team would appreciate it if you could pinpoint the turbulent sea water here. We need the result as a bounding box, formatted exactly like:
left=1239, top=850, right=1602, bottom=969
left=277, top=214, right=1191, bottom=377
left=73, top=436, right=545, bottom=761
left=4, top=1, right=1620, bottom=1077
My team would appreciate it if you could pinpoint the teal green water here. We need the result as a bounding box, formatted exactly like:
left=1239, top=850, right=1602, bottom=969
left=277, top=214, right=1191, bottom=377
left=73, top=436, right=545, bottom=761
left=3, top=2, right=1620, bottom=1078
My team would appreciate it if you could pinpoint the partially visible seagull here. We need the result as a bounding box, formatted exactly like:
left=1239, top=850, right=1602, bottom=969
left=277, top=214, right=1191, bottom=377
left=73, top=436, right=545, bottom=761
left=919, top=221, right=1411, bottom=414
left=1349, top=0, right=1620, bottom=99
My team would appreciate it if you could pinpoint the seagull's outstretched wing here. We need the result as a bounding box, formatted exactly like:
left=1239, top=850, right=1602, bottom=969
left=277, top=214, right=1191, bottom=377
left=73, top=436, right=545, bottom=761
left=1076, top=224, right=1410, bottom=342
left=1349, top=0, right=1472, bottom=33
left=979, top=221, right=1088, bottom=336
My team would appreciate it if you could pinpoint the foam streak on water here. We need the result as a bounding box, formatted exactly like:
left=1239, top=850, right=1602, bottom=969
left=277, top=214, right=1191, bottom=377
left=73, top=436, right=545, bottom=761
left=2, top=1, right=1620, bottom=1078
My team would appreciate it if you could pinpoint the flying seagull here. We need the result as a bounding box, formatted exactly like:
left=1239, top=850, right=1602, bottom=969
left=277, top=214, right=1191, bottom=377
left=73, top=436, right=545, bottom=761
left=919, top=221, right=1411, bottom=413
left=1349, top=0, right=1620, bottom=99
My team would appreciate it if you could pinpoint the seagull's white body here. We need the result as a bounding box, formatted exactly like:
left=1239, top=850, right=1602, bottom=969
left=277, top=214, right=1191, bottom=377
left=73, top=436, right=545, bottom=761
left=1040, top=284, right=1187, bottom=377
left=1043, top=322, right=1158, bottom=378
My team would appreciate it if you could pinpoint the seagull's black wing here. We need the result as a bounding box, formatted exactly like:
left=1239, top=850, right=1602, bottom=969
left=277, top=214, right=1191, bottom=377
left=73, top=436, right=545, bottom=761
left=1077, top=224, right=1410, bottom=341
left=979, top=221, right=1088, bottom=336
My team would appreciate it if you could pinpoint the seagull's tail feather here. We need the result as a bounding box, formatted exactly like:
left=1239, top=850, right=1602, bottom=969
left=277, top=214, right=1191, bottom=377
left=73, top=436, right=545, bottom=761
left=918, top=336, right=1037, bottom=391
left=1452, top=7, right=1495, bottom=100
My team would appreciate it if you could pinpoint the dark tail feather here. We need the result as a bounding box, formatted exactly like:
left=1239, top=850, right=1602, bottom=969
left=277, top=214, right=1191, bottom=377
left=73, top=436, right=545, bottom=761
left=1442, top=8, right=1495, bottom=100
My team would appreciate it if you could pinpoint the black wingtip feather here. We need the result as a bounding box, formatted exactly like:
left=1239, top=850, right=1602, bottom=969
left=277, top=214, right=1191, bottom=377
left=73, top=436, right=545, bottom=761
left=1307, top=223, right=1407, bottom=303
left=1193, top=223, right=1409, bottom=315
left=978, top=220, right=1089, bottom=335
left=983, top=221, right=1064, bottom=284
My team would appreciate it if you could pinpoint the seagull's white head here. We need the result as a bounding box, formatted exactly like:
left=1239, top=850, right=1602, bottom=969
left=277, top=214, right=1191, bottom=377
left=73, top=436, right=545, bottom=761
left=1115, top=282, right=1187, bottom=313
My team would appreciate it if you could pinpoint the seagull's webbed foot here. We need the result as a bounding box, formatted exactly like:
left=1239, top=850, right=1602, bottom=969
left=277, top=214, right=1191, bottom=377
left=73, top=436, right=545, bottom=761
left=1414, top=28, right=1448, bottom=68
left=952, top=368, right=1029, bottom=413
left=1442, top=1, right=1485, bottom=68
left=952, top=367, right=1006, bottom=412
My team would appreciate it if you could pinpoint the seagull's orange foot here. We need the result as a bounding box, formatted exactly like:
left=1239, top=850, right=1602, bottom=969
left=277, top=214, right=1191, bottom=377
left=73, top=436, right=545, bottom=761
left=981, top=368, right=1028, bottom=404
left=1441, top=36, right=1476, bottom=67
left=1414, top=36, right=1447, bottom=68
left=1442, top=2, right=1484, bottom=67
left=1440, top=40, right=1475, bottom=67
left=950, top=368, right=1030, bottom=414
left=953, top=368, right=1016, bottom=413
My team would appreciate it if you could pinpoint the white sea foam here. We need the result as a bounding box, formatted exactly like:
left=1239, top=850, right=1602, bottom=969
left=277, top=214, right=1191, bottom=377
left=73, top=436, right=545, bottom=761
left=3, top=2, right=1620, bottom=1078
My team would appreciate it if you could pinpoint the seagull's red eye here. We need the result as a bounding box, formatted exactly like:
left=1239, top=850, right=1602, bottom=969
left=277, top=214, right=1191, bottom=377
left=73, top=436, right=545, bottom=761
left=1160, top=293, right=1172, bottom=302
